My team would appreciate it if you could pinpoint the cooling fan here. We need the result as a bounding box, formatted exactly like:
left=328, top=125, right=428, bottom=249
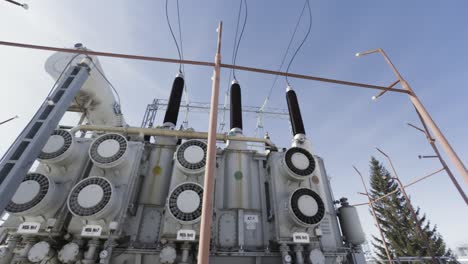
left=289, top=188, right=325, bottom=226
left=38, top=129, right=75, bottom=164
left=89, top=133, right=128, bottom=168
left=6, top=173, right=58, bottom=216
left=67, top=176, right=118, bottom=219
left=282, top=147, right=316, bottom=180
left=168, top=182, right=204, bottom=224
left=175, top=140, right=207, bottom=175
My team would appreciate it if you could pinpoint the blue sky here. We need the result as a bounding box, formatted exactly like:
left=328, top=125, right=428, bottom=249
left=0, top=0, right=466, bottom=252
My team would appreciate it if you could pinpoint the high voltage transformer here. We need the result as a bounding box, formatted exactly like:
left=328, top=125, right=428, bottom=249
left=0, top=46, right=367, bottom=264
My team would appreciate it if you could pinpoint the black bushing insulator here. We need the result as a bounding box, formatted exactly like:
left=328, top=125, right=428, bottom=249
left=286, top=89, right=306, bottom=136
left=230, top=82, right=243, bottom=130
left=163, top=76, right=185, bottom=126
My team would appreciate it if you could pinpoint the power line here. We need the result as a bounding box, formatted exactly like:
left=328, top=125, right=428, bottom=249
left=261, top=0, right=308, bottom=109
left=165, top=0, right=183, bottom=73
left=285, top=0, right=312, bottom=87
left=232, top=0, right=248, bottom=81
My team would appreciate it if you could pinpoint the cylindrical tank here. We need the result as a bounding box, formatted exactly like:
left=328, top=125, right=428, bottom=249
left=223, top=151, right=261, bottom=210
left=45, top=43, right=125, bottom=127
left=337, top=198, right=366, bottom=246
left=139, top=138, right=177, bottom=205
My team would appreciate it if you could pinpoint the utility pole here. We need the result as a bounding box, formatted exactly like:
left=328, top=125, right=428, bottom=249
left=197, top=21, right=222, bottom=264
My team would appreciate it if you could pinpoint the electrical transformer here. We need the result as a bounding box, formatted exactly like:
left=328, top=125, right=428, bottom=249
left=0, top=47, right=367, bottom=264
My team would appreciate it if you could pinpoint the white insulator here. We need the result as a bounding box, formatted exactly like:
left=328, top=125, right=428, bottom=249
left=89, top=133, right=128, bottom=169
left=67, top=176, right=120, bottom=220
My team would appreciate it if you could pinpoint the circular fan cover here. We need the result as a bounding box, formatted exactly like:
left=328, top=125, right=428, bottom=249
left=6, top=174, right=49, bottom=213
left=89, top=134, right=127, bottom=166
left=285, top=147, right=316, bottom=177
left=176, top=140, right=207, bottom=171
left=168, top=183, right=203, bottom=223
left=68, top=177, right=113, bottom=217
left=290, top=188, right=325, bottom=226
left=38, top=130, right=72, bottom=160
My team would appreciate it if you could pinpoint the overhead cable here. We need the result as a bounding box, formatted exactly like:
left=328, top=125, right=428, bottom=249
left=260, top=0, right=308, bottom=111
left=165, top=0, right=183, bottom=73
left=285, top=0, right=312, bottom=87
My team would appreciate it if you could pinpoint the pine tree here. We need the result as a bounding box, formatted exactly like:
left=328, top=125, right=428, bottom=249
left=368, top=157, right=452, bottom=263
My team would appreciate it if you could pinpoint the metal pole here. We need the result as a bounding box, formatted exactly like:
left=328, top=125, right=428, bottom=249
left=353, top=166, right=393, bottom=264
left=365, top=48, right=468, bottom=184
left=0, top=41, right=408, bottom=94
left=376, top=148, right=437, bottom=264
left=197, top=21, right=222, bottom=264
left=409, top=109, right=468, bottom=205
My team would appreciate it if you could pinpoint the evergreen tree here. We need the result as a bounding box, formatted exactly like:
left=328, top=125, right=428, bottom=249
left=368, top=157, right=452, bottom=263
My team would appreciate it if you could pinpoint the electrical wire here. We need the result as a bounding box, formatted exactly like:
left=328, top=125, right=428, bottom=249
left=165, top=0, right=183, bottom=73
left=285, top=0, right=312, bottom=87
left=261, top=0, right=308, bottom=110
left=220, top=0, right=248, bottom=132
left=87, top=57, right=122, bottom=112
left=46, top=53, right=81, bottom=99
left=232, top=0, right=248, bottom=81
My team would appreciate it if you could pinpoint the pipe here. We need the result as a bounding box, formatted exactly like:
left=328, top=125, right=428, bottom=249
left=163, top=75, right=185, bottom=127
left=82, top=238, right=100, bottom=264
left=70, top=125, right=277, bottom=148
left=0, top=235, right=20, bottom=264
left=180, top=242, right=191, bottom=264
left=230, top=81, right=243, bottom=130
left=294, top=244, right=304, bottom=264
left=280, top=244, right=292, bottom=264
left=286, top=87, right=305, bottom=136
left=13, top=236, right=36, bottom=262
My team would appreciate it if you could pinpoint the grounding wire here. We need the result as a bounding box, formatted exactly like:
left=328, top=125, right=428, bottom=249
left=261, top=0, right=308, bottom=110
left=165, top=0, right=183, bottom=73
left=285, top=0, right=312, bottom=87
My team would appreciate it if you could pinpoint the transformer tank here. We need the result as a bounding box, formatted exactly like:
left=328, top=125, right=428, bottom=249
left=0, top=46, right=367, bottom=264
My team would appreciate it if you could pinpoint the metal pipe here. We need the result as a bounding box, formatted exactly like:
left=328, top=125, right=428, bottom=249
left=293, top=244, right=304, bottom=264
left=360, top=48, right=467, bottom=184
left=409, top=109, right=468, bottom=205
left=0, top=235, right=20, bottom=264
left=0, top=40, right=409, bottom=94
left=70, top=124, right=277, bottom=148
left=353, top=166, right=393, bottom=264
left=197, top=21, right=222, bottom=264
left=376, top=148, right=437, bottom=264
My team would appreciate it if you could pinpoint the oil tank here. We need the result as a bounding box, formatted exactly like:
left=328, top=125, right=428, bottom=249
left=337, top=198, right=365, bottom=246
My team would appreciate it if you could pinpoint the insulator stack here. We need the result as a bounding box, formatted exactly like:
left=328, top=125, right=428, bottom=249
left=286, top=87, right=306, bottom=136
left=230, top=81, right=243, bottom=130
left=163, top=75, right=185, bottom=127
